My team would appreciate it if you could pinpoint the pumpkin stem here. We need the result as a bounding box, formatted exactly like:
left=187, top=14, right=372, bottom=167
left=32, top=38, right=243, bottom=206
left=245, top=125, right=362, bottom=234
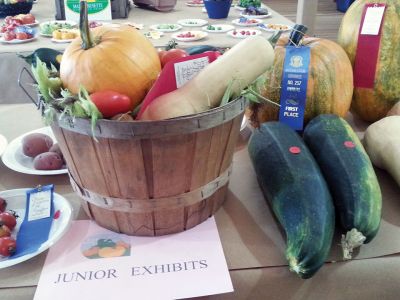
left=288, top=24, right=308, bottom=47
left=268, top=30, right=283, bottom=48
left=80, top=1, right=94, bottom=50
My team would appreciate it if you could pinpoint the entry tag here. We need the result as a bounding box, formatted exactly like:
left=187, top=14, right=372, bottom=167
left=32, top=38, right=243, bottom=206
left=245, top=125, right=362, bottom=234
left=12, top=185, right=55, bottom=259
left=354, top=3, right=386, bottom=88
left=279, top=46, right=311, bottom=131
left=361, top=5, right=386, bottom=35
left=174, top=57, right=210, bottom=88
left=28, top=186, right=53, bottom=221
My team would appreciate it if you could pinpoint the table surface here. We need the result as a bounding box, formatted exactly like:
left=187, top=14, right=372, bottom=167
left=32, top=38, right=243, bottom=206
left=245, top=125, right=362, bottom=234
left=0, top=0, right=294, bottom=53
left=0, top=104, right=400, bottom=300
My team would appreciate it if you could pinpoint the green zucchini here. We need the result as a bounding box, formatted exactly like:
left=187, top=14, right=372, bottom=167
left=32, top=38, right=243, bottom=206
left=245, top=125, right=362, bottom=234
left=18, top=48, right=63, bottom=70
left=185, top=45, right=220, bottom=55
left=248, top=122, right=335, bottom=279
left=303, top=114, right=382, bottom=260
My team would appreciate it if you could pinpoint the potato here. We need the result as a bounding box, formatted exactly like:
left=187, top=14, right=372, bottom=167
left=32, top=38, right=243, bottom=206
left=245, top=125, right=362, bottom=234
left=22, top=133, right=53, bottom=158
left=33, top=152, right=64, bottom=170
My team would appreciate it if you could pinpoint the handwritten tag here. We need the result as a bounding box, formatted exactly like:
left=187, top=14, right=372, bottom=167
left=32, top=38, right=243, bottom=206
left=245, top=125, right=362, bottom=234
left=361, top=5, right=386, bottom=35
left=174, top=57, right=210, bottom=88
left=28, top=188, right=53, bottom=221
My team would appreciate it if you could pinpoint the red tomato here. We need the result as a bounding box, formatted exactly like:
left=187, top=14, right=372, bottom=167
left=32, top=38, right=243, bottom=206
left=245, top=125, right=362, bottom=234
left=158, top=49, right=167, bottom=62
left=0, top=197, right=6, bottom=213
left=21, top=14, right=35, bottom=25
left=160, top=49, right=188, bottom=67
left=0, top=225, right=11, bottom=238
left=16, top=32, right=28, bottom=40
left=0, top=211, right=17, bottom=231
left=0, top=237, right=16, bottom=257
left=90, top=91, right=132, bottom=119
left=3, top=31, right=16, bottom=41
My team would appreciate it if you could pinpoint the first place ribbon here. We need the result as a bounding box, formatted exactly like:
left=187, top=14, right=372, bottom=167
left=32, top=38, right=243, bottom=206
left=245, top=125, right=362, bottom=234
left=353, top=3, right=387, bottom=88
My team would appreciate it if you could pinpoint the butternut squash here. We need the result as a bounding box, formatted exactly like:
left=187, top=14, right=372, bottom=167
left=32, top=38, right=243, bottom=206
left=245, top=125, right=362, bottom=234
left=363, top=116, right=400, bottom=187
left=139, top=34, right=280, bottom=120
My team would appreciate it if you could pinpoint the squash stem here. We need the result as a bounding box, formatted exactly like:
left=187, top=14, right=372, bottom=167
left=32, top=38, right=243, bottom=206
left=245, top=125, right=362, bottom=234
left=268, top=30, right=283, bottom=48
left=341, top=228, right=366, bottom=260
left=80, top=1, right=94, bottom=50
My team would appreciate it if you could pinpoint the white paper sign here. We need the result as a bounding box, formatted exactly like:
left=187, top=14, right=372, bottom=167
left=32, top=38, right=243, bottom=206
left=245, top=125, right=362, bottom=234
left=361, top=6, right=386, bottom=35
left=174, top=57, right=210, bottom=88
left=28, top=190, right=52, bottom=221
left=34, top=218, right=233, bottom=300
left=64, top=0, right=112, bottom=22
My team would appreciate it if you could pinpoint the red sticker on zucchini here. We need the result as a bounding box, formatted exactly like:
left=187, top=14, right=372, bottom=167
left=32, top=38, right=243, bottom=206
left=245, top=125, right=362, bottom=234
left=289, top=146, right=301, bottom=154
left=344, top=141, right=356, bottom=148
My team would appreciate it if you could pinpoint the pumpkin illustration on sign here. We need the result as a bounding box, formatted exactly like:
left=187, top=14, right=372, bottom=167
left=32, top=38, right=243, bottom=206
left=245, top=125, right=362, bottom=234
left=60, top=1, right=161, bottom=110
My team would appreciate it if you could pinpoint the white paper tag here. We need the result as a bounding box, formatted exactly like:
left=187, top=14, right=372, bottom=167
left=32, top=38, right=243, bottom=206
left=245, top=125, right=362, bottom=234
left=174, top=57, right=210, bottom=88
left=361, top=6, right=385, bottom=35
left=28, top=190, right=52, bottom=221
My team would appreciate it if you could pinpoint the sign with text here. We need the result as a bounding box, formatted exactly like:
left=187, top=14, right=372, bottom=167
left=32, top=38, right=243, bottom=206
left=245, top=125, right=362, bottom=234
left=64, top=0, right=112, bottom=22
left=34, top=218, right=233, bottom=300
left=279, top=46, right=311, bottom=131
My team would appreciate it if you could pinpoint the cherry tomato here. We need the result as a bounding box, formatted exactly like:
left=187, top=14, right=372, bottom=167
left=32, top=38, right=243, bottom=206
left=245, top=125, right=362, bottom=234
left=0, top=225, right=11, bottom=238
left=22, top=14, right=35, bottom=25
left=0, top=237, right=16, bottom=257
left=90, top=91, right=132, bottom=119
left=0, top=197, right=6, bottom=212
left=160, top=49, right=188, bottom=68
left=0, top=211, right=18, bottom=231
left=16, top=32, right=28, bottom=40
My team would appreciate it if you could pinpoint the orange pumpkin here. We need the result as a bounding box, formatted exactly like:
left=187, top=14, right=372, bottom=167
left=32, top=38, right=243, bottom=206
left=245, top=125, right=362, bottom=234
left=60, top=1, right=161, bottom=109
left=248, top=34, right=353, bottom=128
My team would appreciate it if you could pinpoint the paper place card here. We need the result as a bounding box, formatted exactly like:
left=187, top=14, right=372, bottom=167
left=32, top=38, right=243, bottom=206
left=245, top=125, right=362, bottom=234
left=174, top=57, right=210, bottom=88
left=361, top=5, right=386, bottom=35
left=34, top=218, right=233, bottom=300
left=27, top=188, right=52, bottom=221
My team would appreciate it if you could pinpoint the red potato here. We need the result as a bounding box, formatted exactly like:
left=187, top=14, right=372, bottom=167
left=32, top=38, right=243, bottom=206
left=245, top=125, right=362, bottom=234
left=22, top=133, right=53, bottom=158
left=3, top=31, right=16, bottom=41
left=33, top=152, right=64, bottom=170
left=49, top=143, right=64, bottom=161
left=21, top=14, right=35, bottom=25
left=16, top=32, right=28, bottom=40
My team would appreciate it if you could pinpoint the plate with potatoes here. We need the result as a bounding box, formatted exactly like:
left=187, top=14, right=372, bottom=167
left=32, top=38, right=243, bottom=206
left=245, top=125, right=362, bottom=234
left=1, top=127, right=67, bottom=175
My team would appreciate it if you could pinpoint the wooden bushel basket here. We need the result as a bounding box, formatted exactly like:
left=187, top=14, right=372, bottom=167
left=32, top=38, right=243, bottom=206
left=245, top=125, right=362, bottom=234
left=51, top=97, right=246, bottom=236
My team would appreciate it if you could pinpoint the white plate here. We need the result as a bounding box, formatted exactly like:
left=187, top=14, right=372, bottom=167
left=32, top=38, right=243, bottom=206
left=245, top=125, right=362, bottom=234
left=2, top=127, right=68, bottom=176
left=186, top=1, right=204, bottom=7
left=0, top=36, right=37, bottom=44
left=202, top=24, right=235, bottom=33
left=240, top=11, right=272, bottom=19
left=171, top=31, right=208, bottom=42
left=51, top=37, right=75, bottom=43
left=0, top=188, right=73, bottom=269
left=23, top=21, right=39, bottom=27
left=178, top=18, right=208, bottom=27
left=143, top=31, right=164, bottom=39
left=258, top=23, right=291, bottom=32
left=227, top=29, right=262, bottom=38
left=39, top=20, right=77, bottom=36
left=0, top=134, right=7, bottom=157
left=232, top=18, right=262, bottom=27
left=149, top=24, right=182, bottom=32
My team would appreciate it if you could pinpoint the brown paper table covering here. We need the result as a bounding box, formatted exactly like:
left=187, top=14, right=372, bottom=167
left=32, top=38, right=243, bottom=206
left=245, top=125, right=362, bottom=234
left=0, top=104, right=400, bottom=299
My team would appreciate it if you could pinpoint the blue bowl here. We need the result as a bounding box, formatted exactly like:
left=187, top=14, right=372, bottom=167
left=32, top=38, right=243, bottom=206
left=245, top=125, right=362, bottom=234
left=204, top=0, right=232, bottom=19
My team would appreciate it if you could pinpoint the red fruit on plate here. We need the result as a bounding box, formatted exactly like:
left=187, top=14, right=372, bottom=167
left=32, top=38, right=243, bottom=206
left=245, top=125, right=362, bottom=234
left=22, top=14, right=35, bottom=25
left=0, top=211, right=18, bottom=231
left=16, top=32, right=28, bottom=40
left=0, top=225, right=11, bottom=238
left=3, top=31, right=16, bottom=41
left=0, top=237, right=16, bottom=257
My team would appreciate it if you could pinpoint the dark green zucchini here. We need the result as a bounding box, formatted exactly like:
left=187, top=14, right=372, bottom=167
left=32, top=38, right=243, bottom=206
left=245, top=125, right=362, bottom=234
left=248, top=122, right=335, bottom=279
left=185, top=45, right=220, bottom=55
left=18, top=48, right=63, bottom=70
left=303, top=114, right=382, bottom=260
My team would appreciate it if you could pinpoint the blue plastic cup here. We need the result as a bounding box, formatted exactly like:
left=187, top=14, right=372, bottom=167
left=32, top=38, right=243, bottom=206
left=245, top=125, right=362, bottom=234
left=204, top=0, right=232, bottom=19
